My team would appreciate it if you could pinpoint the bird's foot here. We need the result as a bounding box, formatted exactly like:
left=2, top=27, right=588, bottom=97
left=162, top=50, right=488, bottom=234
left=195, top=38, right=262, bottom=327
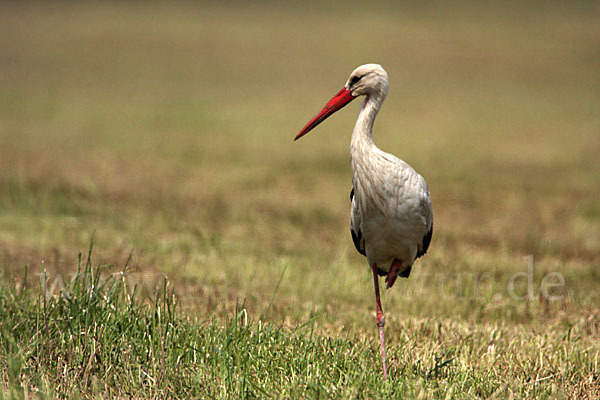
left=385, top=259, right=403, bottom=289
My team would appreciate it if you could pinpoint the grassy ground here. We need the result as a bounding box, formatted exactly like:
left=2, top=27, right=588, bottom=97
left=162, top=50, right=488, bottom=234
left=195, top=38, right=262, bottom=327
left=1, top=1, right=599, bottom=398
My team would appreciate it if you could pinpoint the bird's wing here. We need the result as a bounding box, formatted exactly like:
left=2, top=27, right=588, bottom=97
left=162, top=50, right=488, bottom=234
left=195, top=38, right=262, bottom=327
left=379, top=150, right=433, bottom=260
left=350, top=188, right=366, bottom=256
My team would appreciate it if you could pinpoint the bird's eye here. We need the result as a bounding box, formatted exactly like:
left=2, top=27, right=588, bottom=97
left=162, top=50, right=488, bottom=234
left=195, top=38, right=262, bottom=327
left=350, top=75, right=362, bottom=86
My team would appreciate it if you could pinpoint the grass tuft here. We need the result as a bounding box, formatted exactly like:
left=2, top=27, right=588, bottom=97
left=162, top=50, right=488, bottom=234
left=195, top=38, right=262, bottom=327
left=0, top=245, right=398, bottom=398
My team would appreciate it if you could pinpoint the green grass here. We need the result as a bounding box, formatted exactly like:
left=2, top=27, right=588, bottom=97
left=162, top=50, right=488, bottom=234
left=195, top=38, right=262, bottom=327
left=1, top=1, right=599, bottom=398
left=1, top=245, right=596, bottom=399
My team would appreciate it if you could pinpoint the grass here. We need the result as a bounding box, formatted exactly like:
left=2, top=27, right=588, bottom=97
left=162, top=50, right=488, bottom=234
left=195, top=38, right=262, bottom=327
left=1, top=0, right=599, bottom=398
left=1, top=244, right=596, bottom=399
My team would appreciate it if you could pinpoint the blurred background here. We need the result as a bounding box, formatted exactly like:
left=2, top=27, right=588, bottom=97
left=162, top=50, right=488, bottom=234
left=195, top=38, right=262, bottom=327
left=1, top=1, right=599, bottom=328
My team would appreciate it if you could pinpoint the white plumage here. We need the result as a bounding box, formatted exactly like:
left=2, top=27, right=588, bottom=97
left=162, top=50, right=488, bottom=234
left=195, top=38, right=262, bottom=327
left=295, top=63, right=433, bottom=379
left=348, top=64, right=433, bottom=279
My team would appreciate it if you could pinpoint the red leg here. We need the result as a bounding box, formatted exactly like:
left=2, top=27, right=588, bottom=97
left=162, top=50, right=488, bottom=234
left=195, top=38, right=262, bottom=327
left=371, top=264, right=388, bottom=379
left=385, top=258, right=403, bottom=289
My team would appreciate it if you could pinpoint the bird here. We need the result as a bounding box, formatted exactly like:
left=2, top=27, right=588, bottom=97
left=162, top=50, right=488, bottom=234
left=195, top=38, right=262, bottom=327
left=294, top=64, right=433, bottom=379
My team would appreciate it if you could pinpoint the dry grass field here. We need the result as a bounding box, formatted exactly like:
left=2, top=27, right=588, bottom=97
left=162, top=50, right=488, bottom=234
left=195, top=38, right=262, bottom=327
left=1, top=1, right=599, bottom=398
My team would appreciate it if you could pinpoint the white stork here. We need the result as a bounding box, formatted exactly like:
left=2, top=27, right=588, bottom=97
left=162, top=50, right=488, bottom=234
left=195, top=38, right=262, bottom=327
left=294, top=64, right=433, bottom=379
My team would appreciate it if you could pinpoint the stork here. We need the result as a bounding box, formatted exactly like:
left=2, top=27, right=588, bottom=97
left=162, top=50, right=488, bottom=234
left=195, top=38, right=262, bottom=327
left=294, top=64, right=433, bottom=379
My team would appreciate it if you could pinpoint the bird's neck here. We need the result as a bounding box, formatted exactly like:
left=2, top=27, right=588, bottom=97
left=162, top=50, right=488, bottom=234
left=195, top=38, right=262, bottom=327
left=350, top=94, right=383, bottom=156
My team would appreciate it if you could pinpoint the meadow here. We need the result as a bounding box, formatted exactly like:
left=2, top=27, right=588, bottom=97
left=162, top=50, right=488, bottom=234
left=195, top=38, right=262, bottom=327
left=1, top=1, right=599, bottom=398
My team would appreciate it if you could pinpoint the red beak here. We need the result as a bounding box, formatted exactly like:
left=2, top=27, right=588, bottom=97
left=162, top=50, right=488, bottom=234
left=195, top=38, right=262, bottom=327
left=294, top=87, right=357, bottom=140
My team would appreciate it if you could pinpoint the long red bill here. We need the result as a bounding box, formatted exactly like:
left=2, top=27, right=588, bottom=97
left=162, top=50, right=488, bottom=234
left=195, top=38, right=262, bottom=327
left=294, top=87, right=356, bottom=140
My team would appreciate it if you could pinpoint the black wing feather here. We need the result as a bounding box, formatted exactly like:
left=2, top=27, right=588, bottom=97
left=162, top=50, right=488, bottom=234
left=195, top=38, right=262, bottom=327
left=416, top=222, right=433, bottom=259
left=399, top=266, right=412, bottom=278
left=350, top=188, right=366, bottom=256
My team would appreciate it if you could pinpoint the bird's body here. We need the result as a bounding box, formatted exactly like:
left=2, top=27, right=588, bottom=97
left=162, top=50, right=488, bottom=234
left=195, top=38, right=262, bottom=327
left=295, top=63, right=433, bottom=379
left=349, top=101, right=432, bottom=277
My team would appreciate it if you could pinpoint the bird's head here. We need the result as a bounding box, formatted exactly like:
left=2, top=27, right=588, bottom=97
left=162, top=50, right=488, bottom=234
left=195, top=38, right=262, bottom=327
left=345, top=63, right=389, bottom=100
left=295, top=63, right=389, bottom=140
